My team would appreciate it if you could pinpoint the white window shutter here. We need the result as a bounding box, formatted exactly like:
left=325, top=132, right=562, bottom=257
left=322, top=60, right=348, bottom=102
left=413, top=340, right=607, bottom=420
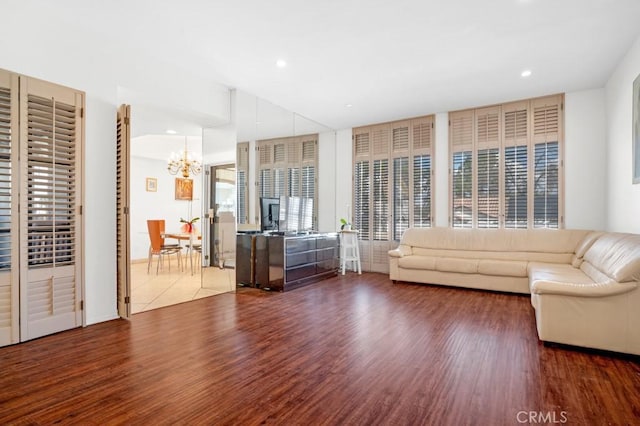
left=450, top=110, right=474, bottom=228
left=236, top=142, right=249, bottom=224
left=475, top=107, right=500, bottom=228
left=0, top=69, right=19, bottom=347
left=19, top=76, right=84, bottom=342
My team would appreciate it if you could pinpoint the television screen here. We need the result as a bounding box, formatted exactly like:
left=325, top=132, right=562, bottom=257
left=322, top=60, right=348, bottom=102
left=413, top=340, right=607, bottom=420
left=300, top=197, right=313, bottom=231
left=260, top=197, right=280, bottom=232
left=278, top=196, right=313, bottom=233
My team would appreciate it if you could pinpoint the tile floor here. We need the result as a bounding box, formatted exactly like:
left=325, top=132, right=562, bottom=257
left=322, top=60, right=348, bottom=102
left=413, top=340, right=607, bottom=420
left=131, top=257, right=236, bottom=314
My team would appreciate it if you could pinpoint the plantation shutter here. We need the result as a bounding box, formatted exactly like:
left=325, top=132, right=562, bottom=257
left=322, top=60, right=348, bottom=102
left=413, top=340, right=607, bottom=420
left=450, top=110, right=474, bottom=228
left=256, top=134, right=319, bottom=228
left=531, top=95, right=563, bottom=228
left=287, top=138, right=301, bottom=197
left=256, top=142, right=272, bottom=222
left=236, top=142, right=249, bottom=224
left=19, top=76, right=83, bottom=341
left=300, top=137, right=317, bottom=228
left=370, top=124, right=391, bottom=272
left=0, top=69, right=19, bottom=347
left=354, top=115, right=434, bottom=273
left=116, top=104, right=131, bottom=319
left=273, top=143, right=286, bottom=198
left=353, top=127, right=372, bottom=271
left=503, top=101, right=529, bottom=228
left=392, top=121, right=409, bottom=241
left=475, top=107, right=500, bottom=228
left=411, top=116, right=433, bottom=228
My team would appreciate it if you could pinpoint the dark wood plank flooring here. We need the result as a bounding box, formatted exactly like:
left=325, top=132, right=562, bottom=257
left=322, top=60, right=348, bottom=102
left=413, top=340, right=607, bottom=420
left=1, top=273, right=639, bottom=425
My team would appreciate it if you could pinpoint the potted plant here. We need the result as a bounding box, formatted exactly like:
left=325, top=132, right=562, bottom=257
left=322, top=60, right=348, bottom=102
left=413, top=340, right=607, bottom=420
left=180, top=217, right=200, bottom=233
left=340, top=218, right=352, bottom=231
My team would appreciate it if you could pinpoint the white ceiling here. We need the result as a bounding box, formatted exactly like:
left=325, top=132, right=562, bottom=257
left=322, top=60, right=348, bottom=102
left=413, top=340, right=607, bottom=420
left=16, top=0, right=640, bottom=133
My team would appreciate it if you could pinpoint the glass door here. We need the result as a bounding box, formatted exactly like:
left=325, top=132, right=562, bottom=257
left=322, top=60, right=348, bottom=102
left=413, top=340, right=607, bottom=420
left=209, top=164, right=236, bottom=269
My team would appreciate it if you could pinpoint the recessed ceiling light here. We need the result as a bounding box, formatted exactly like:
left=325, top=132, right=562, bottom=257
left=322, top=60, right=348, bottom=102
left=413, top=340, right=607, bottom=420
left=276, top=59, right=287, bottom=68
left=166, top=129, right=177, bottom=134
left=345, top=104, right=353, bottom=108
left=521, top=69, right=532, bottom=78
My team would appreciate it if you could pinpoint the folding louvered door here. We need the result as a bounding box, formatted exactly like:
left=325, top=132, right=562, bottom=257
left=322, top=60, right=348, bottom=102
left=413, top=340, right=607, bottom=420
left=19, top=76, right=83, bottom=341
left=116, top=105, right=131, bottom=319
left=0, top=70, right=19, bottom=347
left=354, top=117, right=434, bottom=273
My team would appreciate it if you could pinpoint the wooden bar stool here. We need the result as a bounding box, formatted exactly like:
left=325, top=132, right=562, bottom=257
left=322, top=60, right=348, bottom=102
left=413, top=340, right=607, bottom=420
left=340, top=230, right=361, bottom=275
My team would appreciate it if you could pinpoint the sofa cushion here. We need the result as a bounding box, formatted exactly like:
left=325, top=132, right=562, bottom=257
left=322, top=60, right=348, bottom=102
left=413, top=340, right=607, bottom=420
left=412, top=247, right=573, bottom=264
left=436, top=257, right=478, bottom=274
left=398, top=255, right=436, bottom=270
left=571, top=231, right=604, bottom=267
left=529, top=262, right=595, bottom=286
left=582, top=233, right=640, bottom=283
left=478, top=259, right=528, bottom=277
left=388, top=244, right=412, bottom=258
left=400, top=227, right=589, bottom=254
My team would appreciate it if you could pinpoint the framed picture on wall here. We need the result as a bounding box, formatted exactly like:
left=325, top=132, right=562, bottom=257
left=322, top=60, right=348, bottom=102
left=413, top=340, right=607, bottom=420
left=634, top=73, right=640, bottom=184
left=175, top=178, right=193, bottom=200
left=146, top=177, right=157, bottom=192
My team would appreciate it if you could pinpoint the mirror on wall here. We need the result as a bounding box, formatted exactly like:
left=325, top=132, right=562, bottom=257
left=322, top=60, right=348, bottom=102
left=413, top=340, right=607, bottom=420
left=235, top=90, right=335, bottom=232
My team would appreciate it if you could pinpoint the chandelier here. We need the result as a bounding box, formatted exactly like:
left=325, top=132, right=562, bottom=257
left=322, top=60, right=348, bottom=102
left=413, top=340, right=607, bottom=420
left=167, top=137, right=202, bottom=178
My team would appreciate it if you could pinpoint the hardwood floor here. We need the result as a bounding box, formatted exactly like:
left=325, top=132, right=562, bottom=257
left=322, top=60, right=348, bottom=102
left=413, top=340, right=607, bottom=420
left=0, top=273, right=639, bottom=425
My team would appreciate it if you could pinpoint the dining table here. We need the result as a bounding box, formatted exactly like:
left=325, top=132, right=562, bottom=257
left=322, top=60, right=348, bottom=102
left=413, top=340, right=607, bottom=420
left=162, top=232, right=202, bottom=275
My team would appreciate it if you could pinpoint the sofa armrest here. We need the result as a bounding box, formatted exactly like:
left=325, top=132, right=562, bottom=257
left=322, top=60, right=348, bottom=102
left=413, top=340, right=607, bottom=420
left=389, top=244, right=412, bottom=258
left=531, top=279, right=637, bottom=297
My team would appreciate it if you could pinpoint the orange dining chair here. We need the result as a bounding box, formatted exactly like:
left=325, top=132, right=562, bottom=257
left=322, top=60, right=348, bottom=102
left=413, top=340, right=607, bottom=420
left=147, top=219, right=182, bottom=274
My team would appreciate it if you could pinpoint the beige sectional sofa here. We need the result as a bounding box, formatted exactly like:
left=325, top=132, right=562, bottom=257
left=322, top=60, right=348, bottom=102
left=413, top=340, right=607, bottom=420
left=388, top=227, right=640, bottom=355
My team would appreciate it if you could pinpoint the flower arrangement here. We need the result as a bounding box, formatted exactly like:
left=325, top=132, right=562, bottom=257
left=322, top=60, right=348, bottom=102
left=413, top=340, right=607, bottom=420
left=180, top=217, right=200, bottom=233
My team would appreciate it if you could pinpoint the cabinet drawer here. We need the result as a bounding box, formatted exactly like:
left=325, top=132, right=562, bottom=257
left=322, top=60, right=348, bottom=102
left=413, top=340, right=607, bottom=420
left=287, top=251, right=316, bottom=268
left=286, top=238, right=317, bottom=253
left=286, top=264, right=317, bottom=282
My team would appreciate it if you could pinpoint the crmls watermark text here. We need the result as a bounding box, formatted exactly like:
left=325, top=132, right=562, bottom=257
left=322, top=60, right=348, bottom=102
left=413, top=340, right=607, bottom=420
left=516, top=411, right=568, bottom=424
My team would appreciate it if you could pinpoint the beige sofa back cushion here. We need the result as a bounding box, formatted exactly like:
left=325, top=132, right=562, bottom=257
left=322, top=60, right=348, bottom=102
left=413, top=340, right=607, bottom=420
left=571, top=231, right=605, bottom=267
left=582, top=233, right=640, bottom=283
left=401, top=228, right=589, bottom=254
left=412, top=247, right=573, bottom=264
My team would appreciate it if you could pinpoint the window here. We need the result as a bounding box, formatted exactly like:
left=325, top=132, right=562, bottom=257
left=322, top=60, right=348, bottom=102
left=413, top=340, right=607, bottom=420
left=255, top=134, right=318, bottom=228
left=353, top=116, right=434, bottom=272
left=449, top=94, right=563, bottom=229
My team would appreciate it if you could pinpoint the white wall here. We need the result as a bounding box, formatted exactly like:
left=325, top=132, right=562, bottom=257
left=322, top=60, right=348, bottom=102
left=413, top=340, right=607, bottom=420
left=318, top=131, right=337, bottom=232
left=334, top=129, right=353, bottom=228
left=605, top=35, right=640, bottom=233
left=130, top=156, right=202, bottom=260
left=564, top=89, right=607, bottom=230
left=434, top=112, right=450, bottom=227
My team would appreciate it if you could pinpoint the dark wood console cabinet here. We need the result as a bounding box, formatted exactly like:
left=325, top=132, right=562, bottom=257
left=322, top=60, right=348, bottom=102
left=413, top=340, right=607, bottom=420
left=237, top=232, right=339, bottom=291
